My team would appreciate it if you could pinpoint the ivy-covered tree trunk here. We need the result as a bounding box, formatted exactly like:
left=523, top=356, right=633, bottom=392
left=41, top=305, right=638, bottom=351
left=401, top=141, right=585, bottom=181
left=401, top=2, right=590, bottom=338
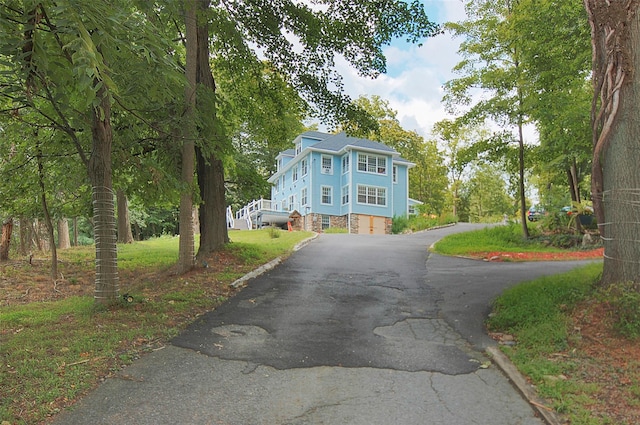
left=195, top=0, right=229, bottom=260
left=89, top=83, right=119, bottom=304
left=585, top=0, right=640, bottom=286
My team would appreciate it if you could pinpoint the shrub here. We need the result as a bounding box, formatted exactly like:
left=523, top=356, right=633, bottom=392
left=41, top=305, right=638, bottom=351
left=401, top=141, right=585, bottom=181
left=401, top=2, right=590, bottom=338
left=267, top=226, right=281, bottom=239
left=392, top=215, right=409, bottom=234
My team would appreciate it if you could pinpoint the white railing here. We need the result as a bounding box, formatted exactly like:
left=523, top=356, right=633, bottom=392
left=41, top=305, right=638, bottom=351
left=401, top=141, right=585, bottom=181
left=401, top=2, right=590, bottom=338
left=226, top=206, right=235, bottom=229
left=233, top=199, right=280, bottom=230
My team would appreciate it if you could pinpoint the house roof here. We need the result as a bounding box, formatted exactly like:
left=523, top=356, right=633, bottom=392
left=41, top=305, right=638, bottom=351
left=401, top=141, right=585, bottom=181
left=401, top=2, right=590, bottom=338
left=269, top=131, right=414, bottom=182
left=299, top=131, right=398, bottom=155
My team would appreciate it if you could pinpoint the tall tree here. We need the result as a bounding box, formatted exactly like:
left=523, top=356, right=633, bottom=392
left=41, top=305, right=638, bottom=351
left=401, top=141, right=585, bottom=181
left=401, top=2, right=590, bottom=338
left=444, top=0, right=531, bottom=237
left=177, top=0, right=198, bottom=273
left=511, top=0, right=592, bottom=218
left=195, top=0, right=229, bottom=259
left=0, top=1, right=183, bottom=303
left=584, top=1, right=640, bottom=286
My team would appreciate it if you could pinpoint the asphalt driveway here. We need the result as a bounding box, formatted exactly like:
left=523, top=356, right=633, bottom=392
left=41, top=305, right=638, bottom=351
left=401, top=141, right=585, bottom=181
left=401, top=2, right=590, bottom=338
left=53, top=223, right=594, bottom=425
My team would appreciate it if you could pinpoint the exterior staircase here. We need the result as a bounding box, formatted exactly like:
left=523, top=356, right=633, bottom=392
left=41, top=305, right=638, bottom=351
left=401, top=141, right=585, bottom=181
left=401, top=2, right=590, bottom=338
left=228, top=199, right=291, bottom=230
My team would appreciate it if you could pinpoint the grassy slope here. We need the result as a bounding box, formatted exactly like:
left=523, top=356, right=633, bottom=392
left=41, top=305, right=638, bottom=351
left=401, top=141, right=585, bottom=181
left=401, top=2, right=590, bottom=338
left=0, top=229, right=313, bottom=425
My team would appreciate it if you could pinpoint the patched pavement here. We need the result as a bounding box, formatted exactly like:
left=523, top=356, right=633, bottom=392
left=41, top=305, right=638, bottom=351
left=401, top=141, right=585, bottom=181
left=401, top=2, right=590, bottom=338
left=54, top=224, right=593, bottom=424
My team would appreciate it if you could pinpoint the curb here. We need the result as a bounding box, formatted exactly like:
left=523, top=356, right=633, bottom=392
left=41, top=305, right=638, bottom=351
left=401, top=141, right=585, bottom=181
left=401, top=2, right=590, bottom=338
left=230, top=233, right=319, bottom=289
left=486, top=346, right=565, bottom=425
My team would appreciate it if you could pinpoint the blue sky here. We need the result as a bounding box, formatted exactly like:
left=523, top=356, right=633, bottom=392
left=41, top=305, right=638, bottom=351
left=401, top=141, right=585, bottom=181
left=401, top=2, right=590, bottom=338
left=330, top=0, right=467, bottom=139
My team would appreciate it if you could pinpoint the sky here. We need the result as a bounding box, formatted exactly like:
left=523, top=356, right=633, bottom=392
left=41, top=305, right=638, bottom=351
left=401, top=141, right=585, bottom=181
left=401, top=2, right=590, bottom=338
left=328, top=0, right=467, bottom=139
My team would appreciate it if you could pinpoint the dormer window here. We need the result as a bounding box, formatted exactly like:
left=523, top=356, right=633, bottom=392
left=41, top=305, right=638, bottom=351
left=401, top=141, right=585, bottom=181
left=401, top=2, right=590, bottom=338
left=295, top=142, right=301, bottom=156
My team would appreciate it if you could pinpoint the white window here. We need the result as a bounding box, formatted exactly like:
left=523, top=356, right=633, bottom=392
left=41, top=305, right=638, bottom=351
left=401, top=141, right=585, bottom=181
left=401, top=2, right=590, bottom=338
left=342, top=154, right=350, bottom=173
left=281, top=175, right=285, bottom=188
left=289, top=195, right=295, bottom=211
left=357, top=153, right=386, bottom=174
left=357, top=185, right=386, bottom=206
left=301, top=188, right=308, bottom=206
left=281, top=199, right=288, bottom=211
left=393, top=165, right=398, bottom=183
left=321, top=215, right=330, bottom=230
left=275, top=178, right=280, bottom=193
left=321, top=155, right=333, bottom=175
left=293, top=165, right=298, bottom=182
left=301, top=158, right=308, bottom=176
left=342, top=185, right=349, bottom=205
left=295, top=142, right=301, bottom=156
left=321, top=186, right=332, bottom=205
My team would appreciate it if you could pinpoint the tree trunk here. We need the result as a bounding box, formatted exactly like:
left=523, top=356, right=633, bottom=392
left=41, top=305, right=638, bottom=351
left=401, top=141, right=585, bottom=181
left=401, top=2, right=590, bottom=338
left=177, top=0, right=198, bottom=274
left=19, top=217, right=29, bottom=255
left=88, top=82, right=119, bottom=304
left=566, top=166, right=583, bottom=234
left=116, top=189, right=134, bottom=244
left=73, top=217, right=78, bottom=246
left=517, top=119, right=529, bottom=238
left=585, top=0, right=640, bottom=286
left=36, top=143, right=58, bottom=280
left=58, top=219, right=71, bottom=249
left=195, top=0, right=229, bottom=260
left=0, top=217, right=13, bottom=261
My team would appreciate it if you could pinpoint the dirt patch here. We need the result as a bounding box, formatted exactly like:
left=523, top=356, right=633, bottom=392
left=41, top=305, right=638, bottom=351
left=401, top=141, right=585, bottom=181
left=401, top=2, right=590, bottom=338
left=471, top=247, right=604, bottom=262
left=566, top=300, right=640, bottom=424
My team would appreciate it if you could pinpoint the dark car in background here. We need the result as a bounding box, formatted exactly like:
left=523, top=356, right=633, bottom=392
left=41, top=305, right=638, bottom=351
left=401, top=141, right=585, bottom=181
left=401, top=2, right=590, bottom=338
left=527, top=205, right=545, bottom=221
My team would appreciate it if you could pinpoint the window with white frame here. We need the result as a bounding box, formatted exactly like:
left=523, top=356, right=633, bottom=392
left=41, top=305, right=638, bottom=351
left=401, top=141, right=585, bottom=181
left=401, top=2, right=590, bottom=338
left=295, top=142, right=301, bottom=156
left=321, top=155, right=333, bottom=174
left=301, top=187, right=308, bottom=206
left=357, top=153, right=386, bottom=174
left=341, top=185, right=349, bottom=205
left=301, top=158, right=308, bottom=176
left=357, top=185, right=386, bottom=206
left=321, top=215, right=330, bottom=230
left=289, top=195, right=295, bottom=211
left=281, top=175, right=285, bottom=188
left=281, top=199, right=288, bottom=211
left=275, top=178, right=280, bottom=193
left=293, top=164, right=298, bottom=182
left=321, top=186, right=332, bottom=205
left=342, top=154, right=349, bottom=173
left=393, top=165, right=398, bottom=183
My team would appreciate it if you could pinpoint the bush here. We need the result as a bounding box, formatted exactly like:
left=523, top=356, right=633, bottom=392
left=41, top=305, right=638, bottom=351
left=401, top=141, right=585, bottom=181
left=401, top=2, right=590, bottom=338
left=391, top=215, right=409, bottom=234
left=267, top=226, right=281, bottom=239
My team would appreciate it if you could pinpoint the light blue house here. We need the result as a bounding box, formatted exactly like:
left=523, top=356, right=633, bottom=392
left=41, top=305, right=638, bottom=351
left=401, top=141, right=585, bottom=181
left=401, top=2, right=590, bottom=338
left=254, top=131, right=419, bottom=234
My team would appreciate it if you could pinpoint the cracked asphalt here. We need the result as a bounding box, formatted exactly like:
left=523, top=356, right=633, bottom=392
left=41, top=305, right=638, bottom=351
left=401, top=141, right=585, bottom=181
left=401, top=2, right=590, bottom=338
left=53, top=223, right=594, bottom=425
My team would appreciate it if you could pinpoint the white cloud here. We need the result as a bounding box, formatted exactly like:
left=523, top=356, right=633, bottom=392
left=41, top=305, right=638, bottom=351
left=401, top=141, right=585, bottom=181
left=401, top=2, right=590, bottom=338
left=324, top=0, right=467, bottom=138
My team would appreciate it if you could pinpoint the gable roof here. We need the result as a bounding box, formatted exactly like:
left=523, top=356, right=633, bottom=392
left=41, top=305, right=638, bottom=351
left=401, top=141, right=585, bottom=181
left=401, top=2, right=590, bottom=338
left=299, top=131, right=398, bottom=155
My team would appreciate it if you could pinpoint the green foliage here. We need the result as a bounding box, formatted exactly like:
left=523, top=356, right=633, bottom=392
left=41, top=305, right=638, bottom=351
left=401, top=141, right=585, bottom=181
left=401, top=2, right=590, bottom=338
left=487, top=265, right=599, bottom=334
left=599, top=283, right=640, bottom=339
left=486, top=263, right=606, bottom=424
left=267, top=226, right=282, bottom=239
left=434, top=224, right=538, bottom=255
left=323, top=227, right=348, bottom=234
left=391, top=215, right=409, bottom=234
left=392, top=212, right=458, bottom=234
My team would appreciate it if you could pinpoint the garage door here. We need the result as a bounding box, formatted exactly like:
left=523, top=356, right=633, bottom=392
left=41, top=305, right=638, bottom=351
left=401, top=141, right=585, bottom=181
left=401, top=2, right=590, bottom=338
left=357, top=215, right=386, bottom=235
